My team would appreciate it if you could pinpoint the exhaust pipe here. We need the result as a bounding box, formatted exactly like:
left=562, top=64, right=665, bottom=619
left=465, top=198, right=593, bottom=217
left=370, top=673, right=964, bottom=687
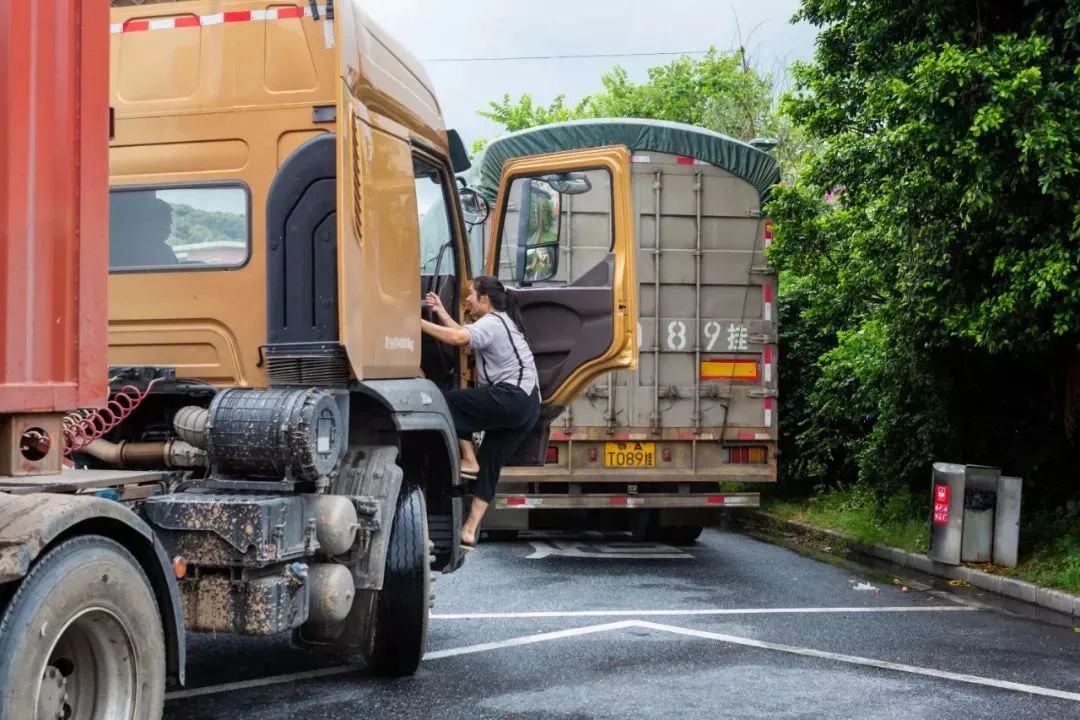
left=81, top=438, right=206, bottom=469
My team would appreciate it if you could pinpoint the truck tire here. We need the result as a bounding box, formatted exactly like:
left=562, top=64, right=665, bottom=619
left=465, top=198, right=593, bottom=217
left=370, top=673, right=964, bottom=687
left=629, top=510, right=661, bottom=542
left=367, top=484, right=431, bottom=676
left=0, top=535, right=165, bottom=720
left=659, top=526, right=704, bottom=546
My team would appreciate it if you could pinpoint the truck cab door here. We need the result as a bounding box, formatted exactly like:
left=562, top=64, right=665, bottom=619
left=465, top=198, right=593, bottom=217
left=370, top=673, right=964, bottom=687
left=485, top=146, right=638, bottom=464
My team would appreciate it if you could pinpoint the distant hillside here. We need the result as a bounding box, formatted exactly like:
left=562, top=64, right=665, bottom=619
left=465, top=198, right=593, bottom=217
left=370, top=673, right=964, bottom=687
left=168, top=203, right=245, bottom=247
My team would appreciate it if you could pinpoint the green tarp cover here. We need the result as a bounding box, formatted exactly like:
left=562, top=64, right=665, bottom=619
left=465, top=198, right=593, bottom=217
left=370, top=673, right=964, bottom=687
left=471, top=118, right=780, bottom=204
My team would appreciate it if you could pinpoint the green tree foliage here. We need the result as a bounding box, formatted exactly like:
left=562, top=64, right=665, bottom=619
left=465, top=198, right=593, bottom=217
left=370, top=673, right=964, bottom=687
left=479, top=93, right=590, bottom=134
left=770, top=0, right=1080, bottom=505
left=168, top=203, right=244, bottom=247
left=475, top=49, right=811, bottom=173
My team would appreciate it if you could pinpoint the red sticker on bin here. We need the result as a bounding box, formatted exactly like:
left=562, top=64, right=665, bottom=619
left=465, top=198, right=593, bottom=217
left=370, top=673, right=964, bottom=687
left=932, top=484, right=950, bottom=525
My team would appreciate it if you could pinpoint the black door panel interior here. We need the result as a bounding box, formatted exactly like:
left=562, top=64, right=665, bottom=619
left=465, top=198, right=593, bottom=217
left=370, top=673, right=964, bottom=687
left=514, top=255, right=616, bottom=401
left=517, top=289, right=613, bottom=399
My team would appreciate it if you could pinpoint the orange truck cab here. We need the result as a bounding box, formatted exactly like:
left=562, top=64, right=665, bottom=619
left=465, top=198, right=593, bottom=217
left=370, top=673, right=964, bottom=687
left=0, top=2, right=638, bottom=715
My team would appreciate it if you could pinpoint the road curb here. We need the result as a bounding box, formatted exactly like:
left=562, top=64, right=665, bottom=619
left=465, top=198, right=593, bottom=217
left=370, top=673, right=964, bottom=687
left=734, top=511, right=1080, bottom=618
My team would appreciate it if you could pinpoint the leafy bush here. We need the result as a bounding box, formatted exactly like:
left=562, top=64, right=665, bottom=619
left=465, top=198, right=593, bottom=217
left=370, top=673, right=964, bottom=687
left=770, top=0, right=1080, bottom=508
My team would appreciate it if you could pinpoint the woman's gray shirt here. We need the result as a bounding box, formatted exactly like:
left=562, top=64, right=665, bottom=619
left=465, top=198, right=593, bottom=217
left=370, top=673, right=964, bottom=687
left=465, top=311, right=540, bottom=398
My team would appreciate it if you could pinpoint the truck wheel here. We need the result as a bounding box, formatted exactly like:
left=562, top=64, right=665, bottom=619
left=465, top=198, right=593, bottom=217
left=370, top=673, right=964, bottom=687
left=367, top=484, right=431, bottom=676
left=0, top=535, right=165, bottom=720
left=629, top=510, right=661, bottom=542
left=659, top=526, right=704, bottom=546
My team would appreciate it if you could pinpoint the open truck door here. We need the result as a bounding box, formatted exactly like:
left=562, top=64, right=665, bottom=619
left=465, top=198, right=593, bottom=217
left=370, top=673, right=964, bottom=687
left=485, top=146, right=638, bottom=465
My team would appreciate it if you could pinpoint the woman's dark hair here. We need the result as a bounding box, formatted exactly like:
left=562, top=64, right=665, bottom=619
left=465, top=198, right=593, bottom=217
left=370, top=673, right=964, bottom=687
left=472, top=275, right=528, bottom=340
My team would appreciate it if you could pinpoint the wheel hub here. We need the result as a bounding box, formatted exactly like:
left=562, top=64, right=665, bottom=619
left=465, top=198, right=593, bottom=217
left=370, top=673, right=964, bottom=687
left=36, top=665, right=69, bottom=720
left=36, top=609, right=138, bottom=720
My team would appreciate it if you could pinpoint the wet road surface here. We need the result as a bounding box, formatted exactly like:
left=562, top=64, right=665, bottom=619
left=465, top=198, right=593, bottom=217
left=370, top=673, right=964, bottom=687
left=164, top=529, right=1080, bottom=720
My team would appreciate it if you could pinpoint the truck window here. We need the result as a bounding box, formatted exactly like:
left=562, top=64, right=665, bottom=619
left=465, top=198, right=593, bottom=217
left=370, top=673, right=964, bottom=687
left=415, top=157, right=454, bottom=275
left=414, top=155, right=461, bottom=389
left=108, top=185, right=249, bottom=271
left=466, top=222, right=486, bottom=277
left=497, top=168, right=612, bottom=286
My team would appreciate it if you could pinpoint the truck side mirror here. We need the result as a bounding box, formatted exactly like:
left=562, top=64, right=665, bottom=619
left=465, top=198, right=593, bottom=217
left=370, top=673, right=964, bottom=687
left=521, top=244, right=559, bottom=284
left=459, top=187, right=489, bottom=226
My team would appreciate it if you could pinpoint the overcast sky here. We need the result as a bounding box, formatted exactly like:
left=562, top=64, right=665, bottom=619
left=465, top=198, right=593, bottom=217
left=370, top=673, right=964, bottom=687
left=363, top=0, right=818, bottom=147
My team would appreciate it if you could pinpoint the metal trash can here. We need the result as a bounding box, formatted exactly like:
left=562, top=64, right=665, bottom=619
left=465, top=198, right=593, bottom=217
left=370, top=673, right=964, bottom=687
left=928, top=463, right=967, bottom=565
left=928, top=463, right=1021, bottom=567
left=993, top=475, right=1022, bottom=568
left=960, top=465, right=999, bottom=563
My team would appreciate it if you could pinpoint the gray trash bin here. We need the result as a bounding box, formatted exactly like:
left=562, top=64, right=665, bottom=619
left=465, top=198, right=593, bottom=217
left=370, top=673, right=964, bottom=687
left=993, top=475, right=1022, bottom=568
left=960, top=465, right=999, bottom=563
left=928, top=463, right=967, bottom=565
left=927, top=463, right=1021, bottom=567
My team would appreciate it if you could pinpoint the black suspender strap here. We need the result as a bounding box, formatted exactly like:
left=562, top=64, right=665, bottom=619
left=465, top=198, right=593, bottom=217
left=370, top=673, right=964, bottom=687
left=492, top=313, right=526, bottom=387
left=478, top=353, right=493, bottom=386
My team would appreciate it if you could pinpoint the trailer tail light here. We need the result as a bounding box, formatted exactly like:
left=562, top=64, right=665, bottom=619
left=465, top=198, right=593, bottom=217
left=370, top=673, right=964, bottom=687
left=725, top=446, right=768, bottom=464
left=764, top=218, right=774, bottom=246
left=588, top=447, right=598, bottom=462
left=506, top=496, right=528, bottom=507
left=545, top=446, right=559, bottom=464
left=662, top=448, right=673, bottom=462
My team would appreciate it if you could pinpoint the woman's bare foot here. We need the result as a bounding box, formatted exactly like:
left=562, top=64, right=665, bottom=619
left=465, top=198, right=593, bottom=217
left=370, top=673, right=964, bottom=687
left=461, top=497, right=489, bottom=549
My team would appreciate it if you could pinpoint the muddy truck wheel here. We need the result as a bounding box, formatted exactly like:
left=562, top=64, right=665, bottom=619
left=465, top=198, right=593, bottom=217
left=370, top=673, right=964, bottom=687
left=0, top=535, right=166, bottom=720
left=367, top=484, right=431, bottom=676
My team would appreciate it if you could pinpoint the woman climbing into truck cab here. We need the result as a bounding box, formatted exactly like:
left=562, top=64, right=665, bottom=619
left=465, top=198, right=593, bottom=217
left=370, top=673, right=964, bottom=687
left=420, top=276, right=541, bottom=549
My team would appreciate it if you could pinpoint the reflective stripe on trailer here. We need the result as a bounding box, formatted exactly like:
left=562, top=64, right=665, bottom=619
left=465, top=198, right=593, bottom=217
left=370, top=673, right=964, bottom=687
left=631, top=155, right=709, bottom=166
left=111, top=5, right=322, bottom=33
left=494, top=493, right=761, bottom=510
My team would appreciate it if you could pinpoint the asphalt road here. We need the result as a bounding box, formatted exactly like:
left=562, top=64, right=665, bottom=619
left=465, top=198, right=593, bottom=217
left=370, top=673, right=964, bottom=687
left=163, top=529, right=1080, bottom=720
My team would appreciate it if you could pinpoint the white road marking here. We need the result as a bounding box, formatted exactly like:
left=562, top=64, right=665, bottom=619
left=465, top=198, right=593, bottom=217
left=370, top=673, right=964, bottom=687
left=167, top=614, right=1079, bottom=704
left=165, top=622, right=641, bottom=700
left=424, top=620, right=640, bottom=660
left=165, top=663, right=365, bottom=701
left=631, top=620, right=1080, bottom=703
left=527, top=540, right=689, bottom=560
left=431, top=605, right=977, bottom=620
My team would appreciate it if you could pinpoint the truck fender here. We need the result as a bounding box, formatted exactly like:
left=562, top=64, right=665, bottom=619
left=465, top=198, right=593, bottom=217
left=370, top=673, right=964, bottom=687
left=351, top=380, right=464, bottom=572
left=0, top=493, right=187, bottom=686
left=352, top=379, right=462, bottom=487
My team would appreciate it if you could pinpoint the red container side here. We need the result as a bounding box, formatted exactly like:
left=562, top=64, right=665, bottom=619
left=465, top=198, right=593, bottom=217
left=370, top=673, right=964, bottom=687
left=0, top=0, right=109, bottom=413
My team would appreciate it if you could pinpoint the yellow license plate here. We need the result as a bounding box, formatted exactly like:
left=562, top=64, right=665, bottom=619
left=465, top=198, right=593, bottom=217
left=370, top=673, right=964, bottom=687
left=604, top=442, right=656, bottom=468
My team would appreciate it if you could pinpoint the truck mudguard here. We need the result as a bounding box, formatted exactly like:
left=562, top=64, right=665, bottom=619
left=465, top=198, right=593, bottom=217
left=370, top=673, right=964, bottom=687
left=352, top=379, right=462, bottom=487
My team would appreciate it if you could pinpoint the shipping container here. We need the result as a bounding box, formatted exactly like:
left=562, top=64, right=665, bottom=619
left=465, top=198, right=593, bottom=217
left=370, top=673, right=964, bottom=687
left=464, top=120, right=780, bottom=539
left=0, top=0, right=110, bottom=413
